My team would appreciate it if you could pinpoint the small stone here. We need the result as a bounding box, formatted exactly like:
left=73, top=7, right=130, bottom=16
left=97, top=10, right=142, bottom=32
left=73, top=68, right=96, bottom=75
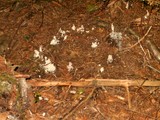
left=50, top=36, right=60, bottom=45
left=100, top=67, right=104, bottom=73
left=91, top=41, right=98, bottom=48
left=71, top=24, right=76, bottom=31
left=107, top=55, right=113, bottom=63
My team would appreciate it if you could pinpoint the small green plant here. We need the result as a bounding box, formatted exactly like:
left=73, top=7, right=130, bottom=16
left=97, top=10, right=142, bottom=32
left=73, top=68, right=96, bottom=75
left=23, top=35, right=30, bottom=41
left=34, top=92, right=42, bottom=103
left=78, top=88, right=85, bottom=95
left=86, top=4, right=98, bottom=12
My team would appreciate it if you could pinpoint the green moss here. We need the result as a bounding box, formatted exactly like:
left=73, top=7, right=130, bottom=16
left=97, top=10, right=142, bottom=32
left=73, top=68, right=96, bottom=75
left=0, top=73, right=16, bottom=83
left=86, top=4, right=98, bottom=12
left=0, top=73, right=17, bottom=95
left=78, top=88, right=85, bottom=95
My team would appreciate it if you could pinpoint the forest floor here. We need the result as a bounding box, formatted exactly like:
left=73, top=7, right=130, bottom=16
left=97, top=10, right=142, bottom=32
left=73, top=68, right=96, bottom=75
left=0, top=0, right=160, bottom=120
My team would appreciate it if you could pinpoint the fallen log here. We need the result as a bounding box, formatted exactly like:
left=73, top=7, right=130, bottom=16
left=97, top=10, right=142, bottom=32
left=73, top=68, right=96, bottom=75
left=27, top=78, right=160, bottom=87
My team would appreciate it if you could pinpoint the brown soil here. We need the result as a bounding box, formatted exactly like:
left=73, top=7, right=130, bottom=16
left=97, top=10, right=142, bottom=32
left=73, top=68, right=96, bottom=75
left=0, top=0, right=160, bottom=120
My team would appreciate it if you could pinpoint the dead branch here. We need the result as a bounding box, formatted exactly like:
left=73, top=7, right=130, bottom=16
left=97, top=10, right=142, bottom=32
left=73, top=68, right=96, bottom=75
left=19, top=78, right=30, bottom=105
left=123, top=26, right=152, bottom=51
left=62, top=87, right=96, bottom=120
left=27, top=78, right=160, bottom=87
left=14, top=74, right=30, bottom=78
left=125, top=86, right=131, bottom=109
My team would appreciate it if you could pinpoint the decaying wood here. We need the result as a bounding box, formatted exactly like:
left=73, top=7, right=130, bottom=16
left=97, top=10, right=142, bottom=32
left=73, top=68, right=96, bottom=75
left=27, top=78, right=160, bottom=87
left=19, top=78, right=30, bottom=105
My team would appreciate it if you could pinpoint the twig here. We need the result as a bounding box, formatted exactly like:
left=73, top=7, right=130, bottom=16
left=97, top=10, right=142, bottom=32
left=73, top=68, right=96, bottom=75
left=125, top=86, right=131, bottom=109
left=61, top=87, right=96, bottom=120
left=9, top=19, right=25, bottom=49
left=146, top=39, right=160, bottom=62
left=95, top=106, right=107, bottom=119
left=14, top=74, right=30, bottom=78
left=108, top=0, right=119, bottom=7
left=123, top=26, right=152, bottom=51
left=39, top=7, right=44, bottom=28
left=27, top=78, right=160, bottom=87
left=146, top=65, right=160, bottom=74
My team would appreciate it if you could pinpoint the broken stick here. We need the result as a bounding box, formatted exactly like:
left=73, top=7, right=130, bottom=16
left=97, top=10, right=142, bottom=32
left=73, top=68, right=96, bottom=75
left=27, top=78, right=160, bottom=87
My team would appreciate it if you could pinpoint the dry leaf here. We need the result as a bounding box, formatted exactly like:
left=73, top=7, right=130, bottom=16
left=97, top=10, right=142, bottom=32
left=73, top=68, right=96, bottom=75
left=0, top=112, right=9, bottom=120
